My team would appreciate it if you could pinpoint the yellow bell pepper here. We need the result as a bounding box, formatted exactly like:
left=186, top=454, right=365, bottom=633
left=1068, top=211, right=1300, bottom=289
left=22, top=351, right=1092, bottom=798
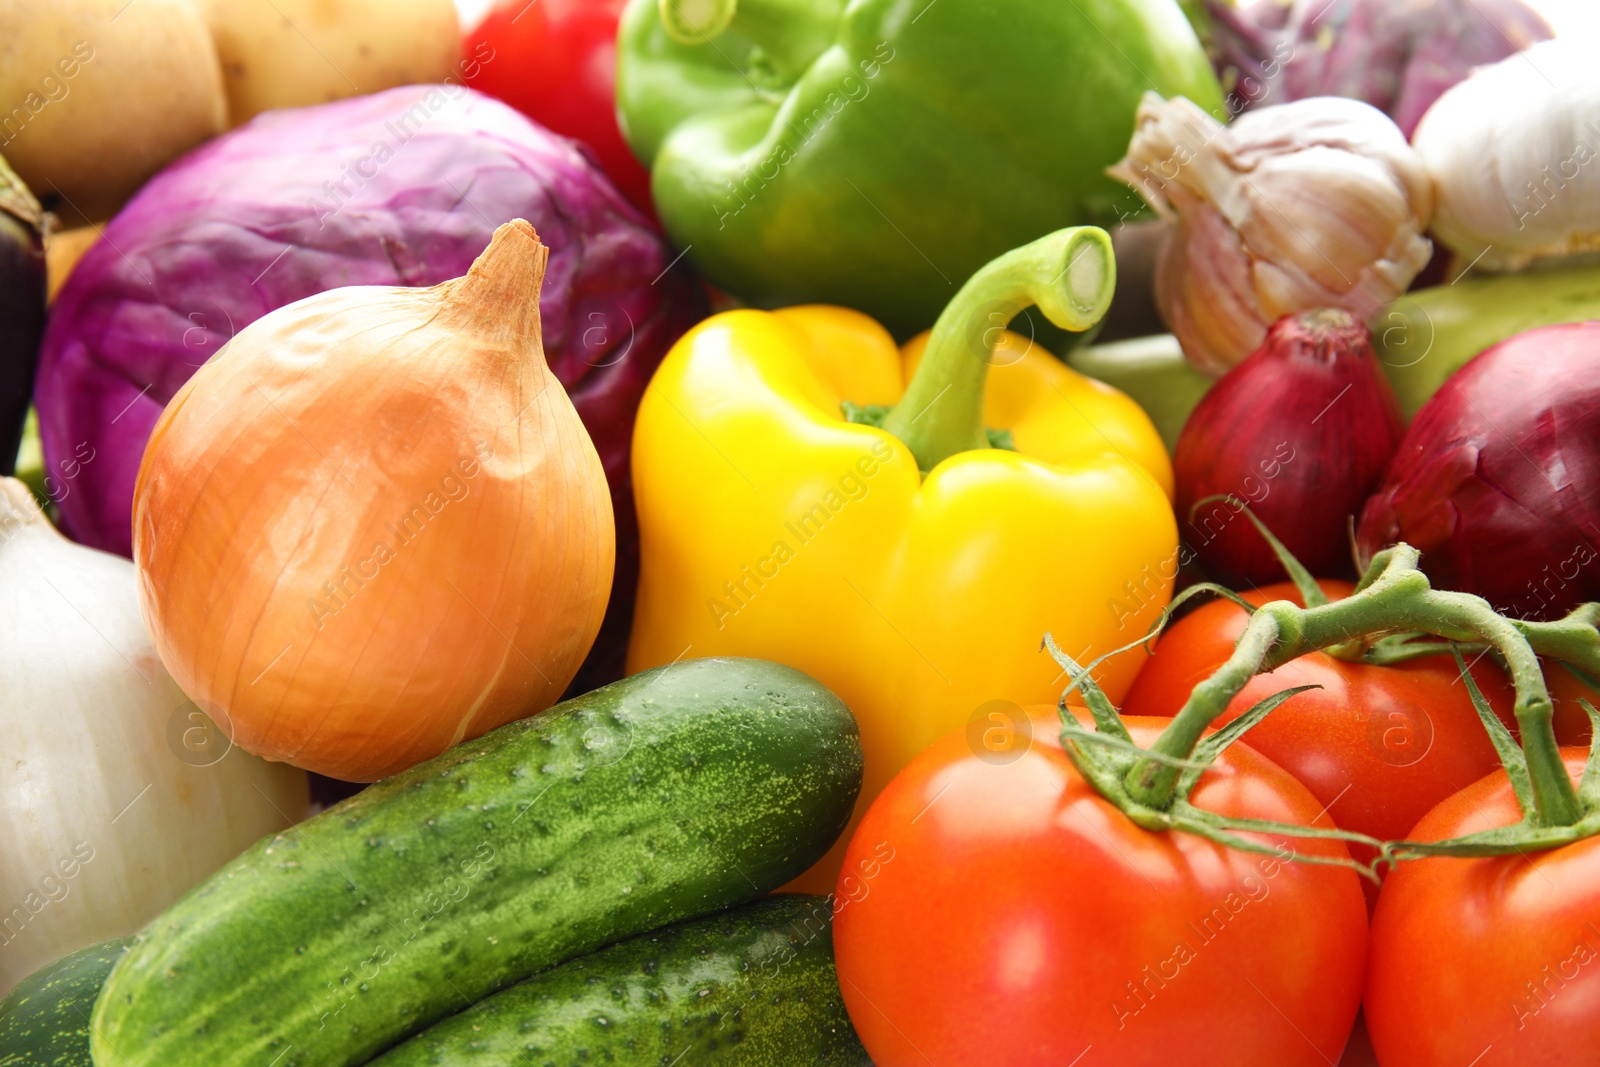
left=627, top=229, right=1178, bottom=890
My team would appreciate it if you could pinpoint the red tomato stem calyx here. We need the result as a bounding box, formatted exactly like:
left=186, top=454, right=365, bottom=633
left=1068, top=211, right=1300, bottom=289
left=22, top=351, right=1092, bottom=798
left=1050, top=543, right=1600, bottom=879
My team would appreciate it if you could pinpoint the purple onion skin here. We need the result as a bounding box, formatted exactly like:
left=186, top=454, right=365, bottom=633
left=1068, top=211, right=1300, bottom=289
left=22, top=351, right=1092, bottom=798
left=1176, top=310, right=1404, bottom=588
left=1208, top=0, right=1551, bottom=137
left=1358, top=322, right=1600, bottom=623
left=35, top=84, right=706, bottom=691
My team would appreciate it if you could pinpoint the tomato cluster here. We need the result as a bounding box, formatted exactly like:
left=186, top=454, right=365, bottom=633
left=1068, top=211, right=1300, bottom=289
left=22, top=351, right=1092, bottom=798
left=1122, top=581, right=1516, bottom=908
left=834, top=583, right=1600, bottom=1066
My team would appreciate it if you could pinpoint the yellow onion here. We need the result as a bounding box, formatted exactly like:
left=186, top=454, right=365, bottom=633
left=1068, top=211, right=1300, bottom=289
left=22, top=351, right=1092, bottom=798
left=1110, top=93, right=1434, bottom=375
left=133, top=220, right=614, bottom=781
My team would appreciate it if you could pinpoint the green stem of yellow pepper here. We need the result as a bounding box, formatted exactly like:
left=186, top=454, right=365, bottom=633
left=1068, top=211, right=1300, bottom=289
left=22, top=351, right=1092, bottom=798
left=881, top=227, right=1116, bottom=474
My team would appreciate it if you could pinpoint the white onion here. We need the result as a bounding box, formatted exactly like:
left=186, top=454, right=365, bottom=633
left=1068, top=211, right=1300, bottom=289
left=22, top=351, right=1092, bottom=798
left=0, top=478, right=307, bottom=991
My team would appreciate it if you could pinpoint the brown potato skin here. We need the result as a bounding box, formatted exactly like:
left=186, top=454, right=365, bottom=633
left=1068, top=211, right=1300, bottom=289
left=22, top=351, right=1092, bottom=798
left=0, top=0, right=227, bottom=224
left=198, top=0, right=462, bottom=125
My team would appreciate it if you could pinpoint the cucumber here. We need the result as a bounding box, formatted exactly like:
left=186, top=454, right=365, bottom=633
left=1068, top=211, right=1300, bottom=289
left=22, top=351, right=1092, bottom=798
left=93, top=658, right=862, bottom=1067
left=0, top=937, right=129, bottom=1066
left=369, top=895, right=868, bottom=1066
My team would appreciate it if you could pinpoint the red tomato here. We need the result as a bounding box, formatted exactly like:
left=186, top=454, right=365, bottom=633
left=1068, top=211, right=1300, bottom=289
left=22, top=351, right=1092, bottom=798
left=1549, top=663, right=1599, bottom=746
left=1366, top=752, right=1600, bottom=1066
left=463, top=0, right=654, bottom=213
left=1122, top=580, right=1516, bottom=899
left=834, top=707, right=1368, bottom=1067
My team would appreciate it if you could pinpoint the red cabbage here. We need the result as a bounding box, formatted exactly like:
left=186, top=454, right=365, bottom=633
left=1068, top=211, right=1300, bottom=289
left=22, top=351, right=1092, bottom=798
left=35, top=84, right=706, bottom=687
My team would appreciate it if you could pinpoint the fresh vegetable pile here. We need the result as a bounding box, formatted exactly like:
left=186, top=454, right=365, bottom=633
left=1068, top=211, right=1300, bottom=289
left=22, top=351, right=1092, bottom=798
left=1, top=0, right=1596, bottom=1065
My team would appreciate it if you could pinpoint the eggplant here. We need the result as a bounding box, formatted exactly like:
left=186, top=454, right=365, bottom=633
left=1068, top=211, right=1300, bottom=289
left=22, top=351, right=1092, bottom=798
left=0, top=154, right=44, bottom=476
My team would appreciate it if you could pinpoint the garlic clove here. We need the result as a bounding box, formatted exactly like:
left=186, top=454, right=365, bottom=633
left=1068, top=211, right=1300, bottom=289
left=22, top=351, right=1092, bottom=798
left=1112, top=92, right=1433, bottom=375
left=1154, top=203, right=1265, bottom=375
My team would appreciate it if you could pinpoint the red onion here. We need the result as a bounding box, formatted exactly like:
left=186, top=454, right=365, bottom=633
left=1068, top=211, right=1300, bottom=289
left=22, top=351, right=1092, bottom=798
left=1206, top=0, right=1552, bottom=137
left=1358, top=322, right=1600, bottom=621
left=1176, top=309, right=1404, bottom=587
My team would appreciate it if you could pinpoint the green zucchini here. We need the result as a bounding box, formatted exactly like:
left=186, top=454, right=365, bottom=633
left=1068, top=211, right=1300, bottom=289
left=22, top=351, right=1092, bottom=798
left=369, top=895, right=868, bottom=1066
left=0, top=937, right=129, bottom=1066
left=1068, top=333, right=1213, bottom=455
left=93, top=658, right=862, bottom=1067
left=1376, top=264, right=1600, bottom=419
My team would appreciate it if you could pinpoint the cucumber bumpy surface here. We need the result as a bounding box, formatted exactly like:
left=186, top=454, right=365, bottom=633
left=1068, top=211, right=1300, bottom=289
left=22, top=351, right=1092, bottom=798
left=92, top=658, right=863, bottom=1067
left=370, top=895, right=870, bottom=1065
left=0, top=937, right=129, bottom=1067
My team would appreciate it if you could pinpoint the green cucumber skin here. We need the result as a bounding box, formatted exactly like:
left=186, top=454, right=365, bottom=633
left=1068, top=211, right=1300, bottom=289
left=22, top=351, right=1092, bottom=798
left=92, top=658, right=863, bottom=1067
left=369, top=895, right=869, bottom=1066
left=0, top=937, right=129, bottom=1066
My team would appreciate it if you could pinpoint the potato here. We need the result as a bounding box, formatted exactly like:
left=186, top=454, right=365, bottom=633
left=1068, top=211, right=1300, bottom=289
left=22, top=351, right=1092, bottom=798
left=0, top=0, right=227, bottom=224
left=197, top=0, right=462, bottom=125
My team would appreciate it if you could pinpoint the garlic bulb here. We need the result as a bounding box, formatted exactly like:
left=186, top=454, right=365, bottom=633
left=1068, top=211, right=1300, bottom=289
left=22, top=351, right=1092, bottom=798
left=0, top=478, right=306, bottom=992
left=133, top=220, right=615, bottom=782
left=1414, top=38, right=1600, bottom=271
left=1109, top=93, right=1434, bottom=375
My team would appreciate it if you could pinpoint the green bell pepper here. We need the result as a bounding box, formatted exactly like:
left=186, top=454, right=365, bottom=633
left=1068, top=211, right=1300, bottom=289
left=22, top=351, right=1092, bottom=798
left=617, top=0, right=1223, bottom=336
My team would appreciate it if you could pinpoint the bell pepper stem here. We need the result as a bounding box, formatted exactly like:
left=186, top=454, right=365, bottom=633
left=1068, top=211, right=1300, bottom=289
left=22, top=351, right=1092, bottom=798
left=1125, top=546, right=1584, bottom=828
left=881, top=227, right=1115, bottom=473
left=659, top=0, right=738, bottom=43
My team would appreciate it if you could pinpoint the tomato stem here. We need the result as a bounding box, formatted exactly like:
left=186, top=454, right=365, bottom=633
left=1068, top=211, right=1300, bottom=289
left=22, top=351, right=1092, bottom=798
left=1125, top=545, right=1585, bottom=828
left=1517, top=604, right=1600, bottom=679
left=1124, top=612, right=1285, bottom=804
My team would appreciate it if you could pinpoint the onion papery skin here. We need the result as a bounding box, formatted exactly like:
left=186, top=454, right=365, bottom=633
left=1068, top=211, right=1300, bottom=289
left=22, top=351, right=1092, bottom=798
left=1357, top=321, right=1600, bottom=622
left=35, top=85, right=705, bottom=694
left=0, top=478, right=306, bottom=993
left=133, top=222, right=614, bottom=781
left=1175, top=309, right=1403, bottom=586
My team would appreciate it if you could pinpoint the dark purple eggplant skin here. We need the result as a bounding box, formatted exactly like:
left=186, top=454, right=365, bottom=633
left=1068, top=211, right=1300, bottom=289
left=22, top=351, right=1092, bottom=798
left=1358, top=322, right=1600, bottom=622
left=0, top=154, right=45, bottom=475
left=35, top=85, right=706, bottom=691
